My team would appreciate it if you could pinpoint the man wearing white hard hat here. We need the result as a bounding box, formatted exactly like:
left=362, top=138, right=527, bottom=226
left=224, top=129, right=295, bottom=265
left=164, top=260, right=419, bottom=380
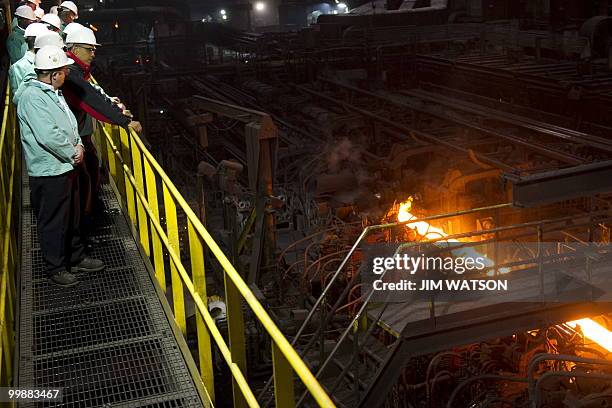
left=7, top=5, right=37, bottom=63
left=8, top=22, right=48, bottom=96
left=41, top=13, right=62, bottom=32
left=63, top=26, right=142, bottom=239
left=9, top=30, right=64, bottom=98
left=62, top=21, right=84, bottom=39
left=9, top=0, right=37, bottom=28
left=14, top=45, right=106, bottom=288
left=58, top=1, right=78, bottom=30
left=10, top=0, right=36, bottom=28
left=22, top=0, right=38, bottom=11
left=34, top=7, right=45, bottom=21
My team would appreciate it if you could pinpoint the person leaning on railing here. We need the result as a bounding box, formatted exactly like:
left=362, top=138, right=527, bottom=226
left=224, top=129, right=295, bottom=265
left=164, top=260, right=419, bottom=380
left=14, top=45, right=106, bottom=288
left=62, top=25, right=143, bottom=245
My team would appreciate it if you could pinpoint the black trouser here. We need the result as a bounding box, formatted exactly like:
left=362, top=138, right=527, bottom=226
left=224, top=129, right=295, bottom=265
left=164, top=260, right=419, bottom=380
left=30, top=170, right=85, bottom=277
left=79, top=135, right=102, bottom=239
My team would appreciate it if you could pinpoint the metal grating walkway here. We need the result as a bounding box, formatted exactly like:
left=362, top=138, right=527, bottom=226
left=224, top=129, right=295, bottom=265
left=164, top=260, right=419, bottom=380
left=17, top=176, right=205, bottom=408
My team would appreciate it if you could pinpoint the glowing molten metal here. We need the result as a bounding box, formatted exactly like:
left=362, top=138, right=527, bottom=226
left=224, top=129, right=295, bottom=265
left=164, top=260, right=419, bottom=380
left=395, top=199, right=611, bottom=351
left=397, top=199, right=458, bottom=242
left=395, top=198, right=498, bottom=274
left=567, top=319, right=612, bottom=352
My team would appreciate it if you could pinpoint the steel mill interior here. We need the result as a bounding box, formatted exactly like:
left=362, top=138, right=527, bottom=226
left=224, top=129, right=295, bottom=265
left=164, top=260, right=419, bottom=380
left=3, top=0, right=612, bottom=407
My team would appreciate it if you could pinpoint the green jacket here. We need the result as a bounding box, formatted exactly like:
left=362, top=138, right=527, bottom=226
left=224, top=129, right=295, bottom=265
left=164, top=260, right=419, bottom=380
left=8, top=51, right=35, bottom=98
left=15, top=80, right=83, bottom=177
left=6, top=25, right=28, bottom=64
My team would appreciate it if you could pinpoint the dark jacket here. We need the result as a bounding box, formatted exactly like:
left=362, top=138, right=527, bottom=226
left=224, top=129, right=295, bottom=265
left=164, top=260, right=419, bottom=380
left=62, top=51, right=131, bottom=137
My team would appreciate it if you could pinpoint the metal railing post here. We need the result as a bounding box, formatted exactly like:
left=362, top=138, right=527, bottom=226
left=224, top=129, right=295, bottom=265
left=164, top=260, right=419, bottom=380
left=224, top=273, right=248, bottom=408
left=119, top=128, right=137, bottom=225
left=130, top=138, right=150, bottom=256
left=188, top=220, right=215, bottom=401
left=144, top=156, right=166, bottom=291
left=272, top=342, right=296, bottom=408
left=163, top=183, right=186, bottom=334
left=109, top=127, right=123, bottom=198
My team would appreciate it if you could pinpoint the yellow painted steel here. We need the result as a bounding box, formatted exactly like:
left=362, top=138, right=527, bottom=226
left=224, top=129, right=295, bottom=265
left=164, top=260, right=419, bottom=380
left=188, top=221, right=215, bottom=402
left=129, top=139, right=150, bottom=256
left=0, top=83, right=19, bottom=388
left=111, top=127, right=124, bottom=197
left=144, top=156, right=166, bottom=291
left=106, top=127, right=119, bottom=195
left=224, top=273, right=248, bottom=408
left=95, top=109, right=335, bottom=406
left=273, top=342, right=296, bottom=408
left=163, top=184, right=187, bottom=334
left=120, top=128, right=137, bottom=225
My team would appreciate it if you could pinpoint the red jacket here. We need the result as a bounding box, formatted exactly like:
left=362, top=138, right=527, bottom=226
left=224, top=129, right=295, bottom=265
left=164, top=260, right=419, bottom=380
left=62, top=51, right=130, bottom=136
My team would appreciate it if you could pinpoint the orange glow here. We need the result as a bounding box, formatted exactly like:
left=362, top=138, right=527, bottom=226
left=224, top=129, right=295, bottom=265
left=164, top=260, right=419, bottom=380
left=397, top=198, right=458, bottom=241
left=395, top=200, right=611, bottom=350
left=567, top=319, right=612, bottom=352
left=395, top=201, right=611, bottom=351
left=396, top=198, right=508, bottom=275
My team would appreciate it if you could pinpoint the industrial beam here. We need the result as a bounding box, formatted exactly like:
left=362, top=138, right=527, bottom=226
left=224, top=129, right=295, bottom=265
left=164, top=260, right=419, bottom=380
left=193, top=95, right=278, bottom=285
left=504, top=160, right=612, bottom=207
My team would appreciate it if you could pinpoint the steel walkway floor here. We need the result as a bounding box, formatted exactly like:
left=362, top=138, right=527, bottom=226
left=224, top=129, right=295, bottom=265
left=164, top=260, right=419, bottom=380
left=17, top=176, right=204, bottom=408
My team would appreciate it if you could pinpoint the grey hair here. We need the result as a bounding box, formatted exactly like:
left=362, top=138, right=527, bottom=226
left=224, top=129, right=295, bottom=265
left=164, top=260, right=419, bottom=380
left=66, top=43, right=76, bottom=50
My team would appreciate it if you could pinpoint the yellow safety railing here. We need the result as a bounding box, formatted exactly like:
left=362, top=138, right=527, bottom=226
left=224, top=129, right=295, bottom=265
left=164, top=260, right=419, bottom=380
left=93, top=105, right=335, bottom=406
left=0, top=82, right=19, bottom=387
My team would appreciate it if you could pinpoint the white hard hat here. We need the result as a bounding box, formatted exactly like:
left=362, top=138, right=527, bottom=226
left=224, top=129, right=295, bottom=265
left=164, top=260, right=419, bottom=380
left=50, top=5, right=58, bottom=15
left=34, top=7, right=45, bottom=19
left=63, top=22, right=84, bottom=35
left=66, top=27, right=100, bottom=46
left=35, top=45, right=74, bottom=70
left=15, top=5, right=36, bottom=20
left=41, top=13, right=61, bottom=29
left=35, top=32, right=65, bottom=49
left=59, top=1, right=78, bottom=18
left=24, top=22, right=48, bottom=38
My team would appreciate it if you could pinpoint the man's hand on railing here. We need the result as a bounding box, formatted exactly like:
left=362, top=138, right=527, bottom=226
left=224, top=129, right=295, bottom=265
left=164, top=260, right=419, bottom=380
left=110, top=96, right=133, bottom=119
left=111, top=97, right=127, bottom=111
left=128, top=121, right=143, bottom=134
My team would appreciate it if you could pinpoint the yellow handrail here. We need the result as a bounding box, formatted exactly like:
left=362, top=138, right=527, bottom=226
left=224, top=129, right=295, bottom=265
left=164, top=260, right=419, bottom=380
left=0, top=81, right=19, bottom=388
left=95, top=101, right=335, bottom=406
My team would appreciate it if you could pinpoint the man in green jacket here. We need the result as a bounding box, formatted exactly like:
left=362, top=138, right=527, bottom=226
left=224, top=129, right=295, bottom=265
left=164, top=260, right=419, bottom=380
left=8, top=22, right=48, bottom=97
left=6, top=5, right=37, bottom=63
left=15, top=45, right=105, bottom=287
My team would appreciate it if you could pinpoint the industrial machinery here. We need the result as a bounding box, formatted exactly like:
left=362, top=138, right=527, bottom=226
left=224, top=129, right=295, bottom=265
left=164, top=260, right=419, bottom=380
left=86, top=1, right=612, bottom=406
